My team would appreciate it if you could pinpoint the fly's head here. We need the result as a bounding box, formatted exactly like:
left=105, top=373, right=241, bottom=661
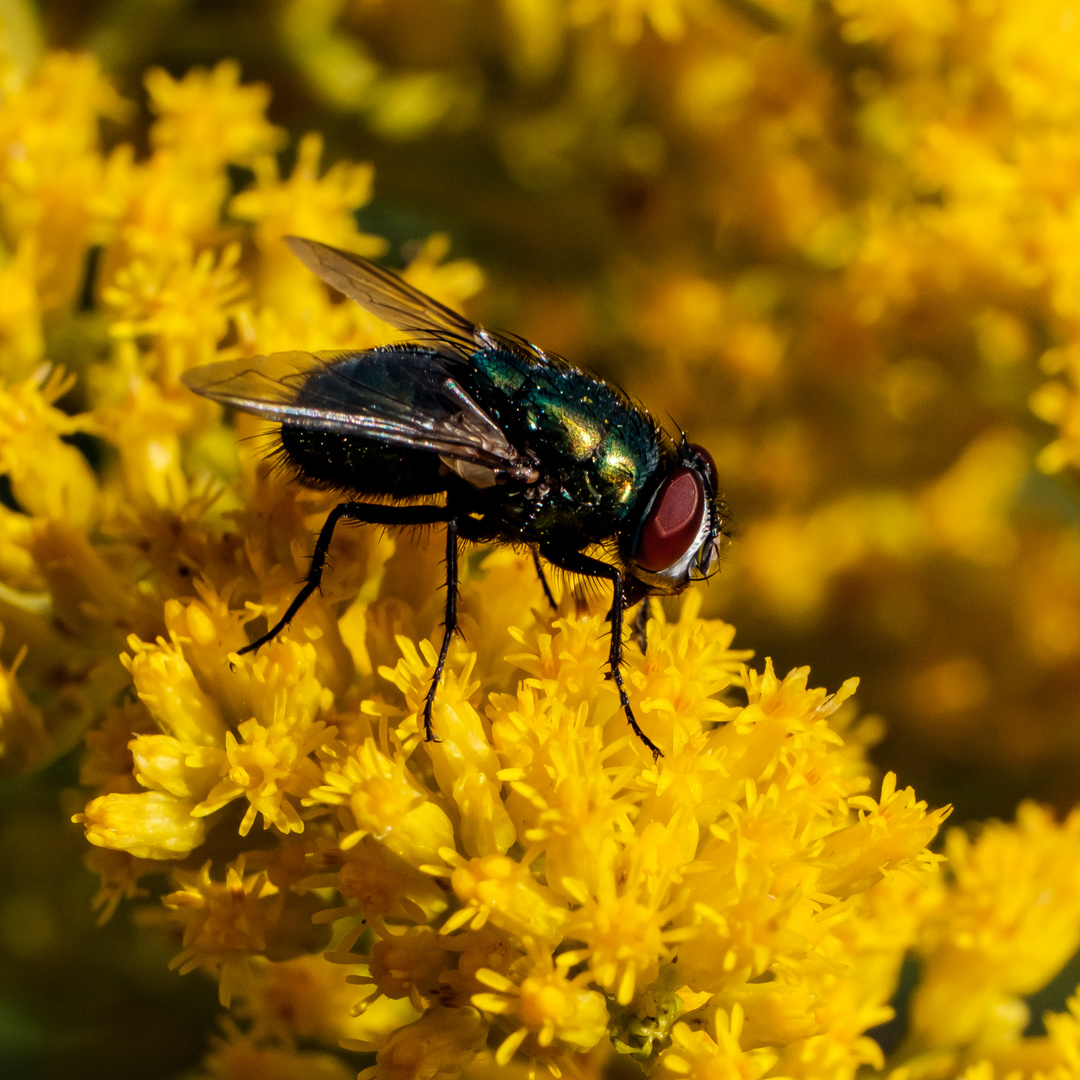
left=624, top=441, right=727, bottom=596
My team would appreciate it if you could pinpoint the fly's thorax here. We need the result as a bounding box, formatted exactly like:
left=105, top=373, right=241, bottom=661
left=456, top=350, right=668, bottom=539
left=470, top=350, right=655, bottom=471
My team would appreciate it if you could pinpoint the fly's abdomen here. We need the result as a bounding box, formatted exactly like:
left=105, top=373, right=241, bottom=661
left=278, top=424, right=448, bottom=496
left=276, top=347, right=462, bottom=497
left=278, top=425, right=447, bottom=496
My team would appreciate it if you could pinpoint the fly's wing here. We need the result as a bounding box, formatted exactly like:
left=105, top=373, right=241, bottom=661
left=285, top=236, right=479, bottom=350
left=284, top=236, right=566, bottom=368
left=181, top=350, right=539, bottom=482
left=182, top=238, right=561, bottom=484
left=182, top=351, right=312, bottom=418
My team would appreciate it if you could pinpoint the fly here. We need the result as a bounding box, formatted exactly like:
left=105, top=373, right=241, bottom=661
left=182, top=237, right=730, bottom=758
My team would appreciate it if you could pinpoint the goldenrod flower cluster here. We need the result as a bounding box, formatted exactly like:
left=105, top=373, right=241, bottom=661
left=2, top=5, right=1080, bottom=1079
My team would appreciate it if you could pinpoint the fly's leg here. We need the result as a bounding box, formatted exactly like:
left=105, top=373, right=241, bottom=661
left=422, top=518, right=460, bottom=743
left=538, top=546, right=662, bottom=760
left=239, top=500, right=451, bottom=657
left=532, top=549, right=558, bottom=612
left=631, top=598, right=651, bottom=654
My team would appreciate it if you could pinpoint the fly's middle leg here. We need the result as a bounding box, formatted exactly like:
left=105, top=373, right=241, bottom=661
left=422, top=518, right=460, bottom=742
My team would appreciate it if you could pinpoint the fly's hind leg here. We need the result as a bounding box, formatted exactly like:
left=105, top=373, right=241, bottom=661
left=242, top=499, right=463, bottom=743
left=239, top=499, right=451, bottom=653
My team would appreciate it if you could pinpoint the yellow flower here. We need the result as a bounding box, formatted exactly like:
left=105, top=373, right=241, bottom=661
left=439, top=849, right=571, bottom=939
left=145, top=60, right=284, bottom=171
left=357, top=1005, right=488, bottom=1080
left=0, top=238, right=43, bottom=379
left=472, top=944, right=610, bottom=1062
left=0, top=52, right=128, bottom=308
left=230, top=130, right=385, bottom=281
left=312, top=737, right=458, bottom=865
left=202, top=1026, right=357, bottom=1080
left=911, top=803, right=1080, bottom=1051
left=569, top=0, right=706, bottom=43
left=78, top=789, right=208, bottom=860
left=106, top=590, right=340, bottom=843
left=0, top=638, right=46, bottom=776
left=164, top=856, right=285, bottom=1006
left=0, top=365, right=97, bottom=523
left=656, top=1004, right=779, bottom=1080
left=103, top=242, right=247, bottom=384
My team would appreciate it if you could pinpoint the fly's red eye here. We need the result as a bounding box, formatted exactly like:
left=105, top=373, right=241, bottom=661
left=688, top=443, right=719, bottom=498
left=635, top=467, right=706, bottom=573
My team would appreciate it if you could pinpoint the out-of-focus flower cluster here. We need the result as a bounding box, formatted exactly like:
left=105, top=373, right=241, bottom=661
left=3, top=5, right=1080, bottom=1079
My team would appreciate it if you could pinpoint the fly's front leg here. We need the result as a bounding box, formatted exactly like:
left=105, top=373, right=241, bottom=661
left=538, top=546, right=662, bottom=760
left=240, top=501, right=452, bottom=656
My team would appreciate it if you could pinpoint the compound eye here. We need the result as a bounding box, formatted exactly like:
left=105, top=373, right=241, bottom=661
left=688, top=443, right=719, bottom=498
left=635, top=467, right=706, bottom=573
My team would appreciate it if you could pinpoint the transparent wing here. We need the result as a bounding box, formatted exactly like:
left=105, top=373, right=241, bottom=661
left=284, top=236, right=565, bottom=368
left=181, top=350, right=535, bottom=477
left=182, top=351, right=312, bottom=417
left=285, top=236, right=480, bottom=347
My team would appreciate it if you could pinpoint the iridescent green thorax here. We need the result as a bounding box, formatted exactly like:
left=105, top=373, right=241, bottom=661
left=463, top=347, right=670, bottom=545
